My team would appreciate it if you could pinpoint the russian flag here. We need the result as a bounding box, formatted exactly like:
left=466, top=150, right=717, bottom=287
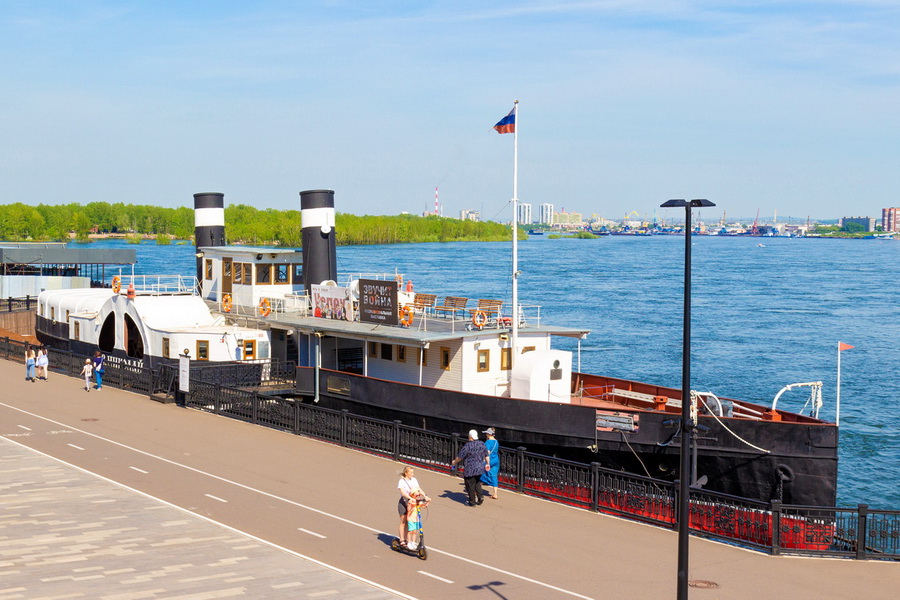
left=493, top=105, right=516, bottom=134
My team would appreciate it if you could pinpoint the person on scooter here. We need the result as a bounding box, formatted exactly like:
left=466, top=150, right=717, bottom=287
left=397, top=466, right=430, bottom=548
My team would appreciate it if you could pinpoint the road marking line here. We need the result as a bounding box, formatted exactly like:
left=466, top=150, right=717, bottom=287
left=129, top=466, right=149, bottom=474
left=17, top=425, right=31, bottom=431
left=67, top=443, right=84, bottom=450
left=1, top=436, right=417, bottom=600
left=418, top=571, right=453, bottom=584
left=298, top=528, right=327, bottom=539
left=0, top=403, right=594, bottom=600
left=205, top=494, right=228, bottom=503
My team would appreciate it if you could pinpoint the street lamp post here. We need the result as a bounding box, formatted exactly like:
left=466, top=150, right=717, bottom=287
left=660, top=198, right=715, bottom=600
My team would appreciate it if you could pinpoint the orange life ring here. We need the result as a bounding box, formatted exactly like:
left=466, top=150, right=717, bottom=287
left=222, top=294, right=232, bottom=313
left=259, top=297, right=271, bottom=317
left=111, top=276, right=121, bottom=294
left=399, top=304, right=414, bottom=327
left=472, top=309, right=488, bottom=329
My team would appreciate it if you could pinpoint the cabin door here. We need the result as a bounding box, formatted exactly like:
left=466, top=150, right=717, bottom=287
left=222, top=258, right=233, bottom=295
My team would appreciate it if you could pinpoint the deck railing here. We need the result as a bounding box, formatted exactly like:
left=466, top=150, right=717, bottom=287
left=3, top=335, right=897, bottom=562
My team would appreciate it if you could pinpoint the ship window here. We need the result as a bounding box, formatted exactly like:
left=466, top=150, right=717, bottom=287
left=197, top=340, right=209, bottom=361
left=501, top=348, right=512, bottom=370
left=257, top=264, right=271, bottom=284
left=522, top=346, right=536, bottom=354
left=73, top=321, right=80, bottom=340
left=292, top=264, right=303, bottom=283
left=234, top=263, right=243, bottom=284
left=65, top=310, right=70, bottom=322
left=417, top=347, right=428, bottom=367
left=162, top=337, right=170, bottom=359
left=243, top=340, right=256, bottom=360
left=50, top=306, right=55, bottom=321
left=368, top=341, right=377, bottom=358
left=381, top=343, right=392, bottom=361
left=275, top=264, right=289, bottom=284
left=223, top=260, right=232, bottom=278
left=477, top=349, right=490, bottom=372
left=397, top=345, right=406, bottom=362
left=243, top=263, right=252, bottom=283
left=440, top=347, right=451, bottom=370
left=205, top=259, right=213, bottom=280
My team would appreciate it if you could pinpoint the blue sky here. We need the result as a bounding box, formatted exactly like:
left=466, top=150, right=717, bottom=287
left=2, top=1, right=899, bottom=221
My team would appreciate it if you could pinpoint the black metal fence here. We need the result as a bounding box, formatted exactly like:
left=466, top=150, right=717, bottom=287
left=2, top=296, right=36, bottom=313
left=5, top=336, right=898, bottom=561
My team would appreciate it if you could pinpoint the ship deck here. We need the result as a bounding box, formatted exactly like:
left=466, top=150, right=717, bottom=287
left=0, top=359, right=892, bottom=600
left=259, top=309, right=590, bottom=345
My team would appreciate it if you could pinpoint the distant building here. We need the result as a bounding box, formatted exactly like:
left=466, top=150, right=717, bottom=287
left=553, top=211, right=583, bottom=227
left=539, top=203, right=554, bottom=225
left=839, top=216, right=875, bottom=232
left=882, top=208, right=900, bottom=232
left=517, top=203, right=532, bottom=225
left=460, top=209, right=480, bottom=222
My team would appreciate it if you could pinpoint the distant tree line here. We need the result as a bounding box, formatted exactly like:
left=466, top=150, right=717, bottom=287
left=0, top=202, right=514, bottom=245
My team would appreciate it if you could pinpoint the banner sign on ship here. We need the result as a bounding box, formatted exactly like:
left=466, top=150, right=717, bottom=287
left=311, top=284, right=352, bottom=321
left=359, top=279, right=398, bottom=325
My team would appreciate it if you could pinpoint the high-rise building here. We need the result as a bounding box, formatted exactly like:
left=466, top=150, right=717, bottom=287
left=882, top=207, right=900, bottom=232
left=839, top=216, right=875, bottom=232
left=539, top=203, right=554, bottom=225
left=460, top=209, right=480, bottom=222
left=517, top=203, right=533, bottom=225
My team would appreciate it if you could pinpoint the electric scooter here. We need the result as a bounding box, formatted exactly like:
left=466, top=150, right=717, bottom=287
left=391, top=496, right=429, bottom=560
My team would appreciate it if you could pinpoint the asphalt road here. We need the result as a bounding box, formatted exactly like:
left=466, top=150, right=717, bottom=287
left=1, top=360, right=897, bottom=599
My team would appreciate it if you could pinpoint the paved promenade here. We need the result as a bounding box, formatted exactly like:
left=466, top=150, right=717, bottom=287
left=0, top=439, right=405, bottom=600
left=0, top=359, right=896, bottom=599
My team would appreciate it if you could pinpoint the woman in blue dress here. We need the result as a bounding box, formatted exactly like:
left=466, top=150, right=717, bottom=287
left=480, top=427, right=500, bottom=499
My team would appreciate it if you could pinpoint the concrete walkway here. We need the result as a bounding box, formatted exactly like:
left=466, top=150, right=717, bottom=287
left=0, top=359, right=897, bottom=599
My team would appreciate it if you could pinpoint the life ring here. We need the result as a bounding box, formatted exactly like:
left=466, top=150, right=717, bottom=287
left=259, top=297, right=271, bottom=317
left=111, top=276, right=121, bottom=294
left=471, top=310, right=488, bottom=329
left=222, top=294, right=232, bottom=313
left=399, top=305, right=414, bottom=327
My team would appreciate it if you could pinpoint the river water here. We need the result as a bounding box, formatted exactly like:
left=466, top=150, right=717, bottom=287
left=75, top=235, right=900, bottom=508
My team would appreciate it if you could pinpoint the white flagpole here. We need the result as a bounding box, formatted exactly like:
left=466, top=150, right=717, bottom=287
left=836, top=341, right=842, bottom=426
left=511, top=100, right=519, bottom=369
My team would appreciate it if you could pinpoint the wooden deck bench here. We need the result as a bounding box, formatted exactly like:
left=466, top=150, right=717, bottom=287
left=468, top=299, right=503, bottom=317
left=409, top=293, right=437, bottom=313
left=433, top=296, right=469, bottom=318
left=468, top=299, right=504, bottom=328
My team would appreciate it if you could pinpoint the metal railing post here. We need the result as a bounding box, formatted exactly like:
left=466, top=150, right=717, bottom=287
left=516, top=447, right=526, bottom=493
left=771, top=500, right=782, bottom=555
left=392, top=420, right=401, bottom=461
left=590, top=462, right=600, bottom=512
left=856, top=504, right=869, bottom=560
left=341, top=409, right=349, bottom=447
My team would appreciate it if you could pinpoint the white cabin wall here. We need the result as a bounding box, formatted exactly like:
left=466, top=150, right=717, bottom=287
left=457, top=333, right=552, bottom=397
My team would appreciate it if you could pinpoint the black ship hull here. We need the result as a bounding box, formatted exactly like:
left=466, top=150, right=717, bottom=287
left=295, top=367, right=838, bottom=506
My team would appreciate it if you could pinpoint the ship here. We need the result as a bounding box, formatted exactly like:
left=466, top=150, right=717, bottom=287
left=34, top=190, right=839, bottom=507
left=210, top=191, right=837, bottom=507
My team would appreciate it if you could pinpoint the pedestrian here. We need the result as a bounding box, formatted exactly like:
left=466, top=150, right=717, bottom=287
left=397, top=466, right=429, bottom=548
left=25, top=345, right=36, bottom=382
left=36, top=348, right=49, bottom=381
left=480, top=427, right=500, bottom=499
left=451, top=429, right=490, bottom=506
left=92, top=351, right=105, bottom=390
left=80, top=359, right=93, bottom=392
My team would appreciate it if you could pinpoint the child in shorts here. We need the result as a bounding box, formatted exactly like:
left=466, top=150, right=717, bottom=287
left=80, top=359, right=93, bottom=391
